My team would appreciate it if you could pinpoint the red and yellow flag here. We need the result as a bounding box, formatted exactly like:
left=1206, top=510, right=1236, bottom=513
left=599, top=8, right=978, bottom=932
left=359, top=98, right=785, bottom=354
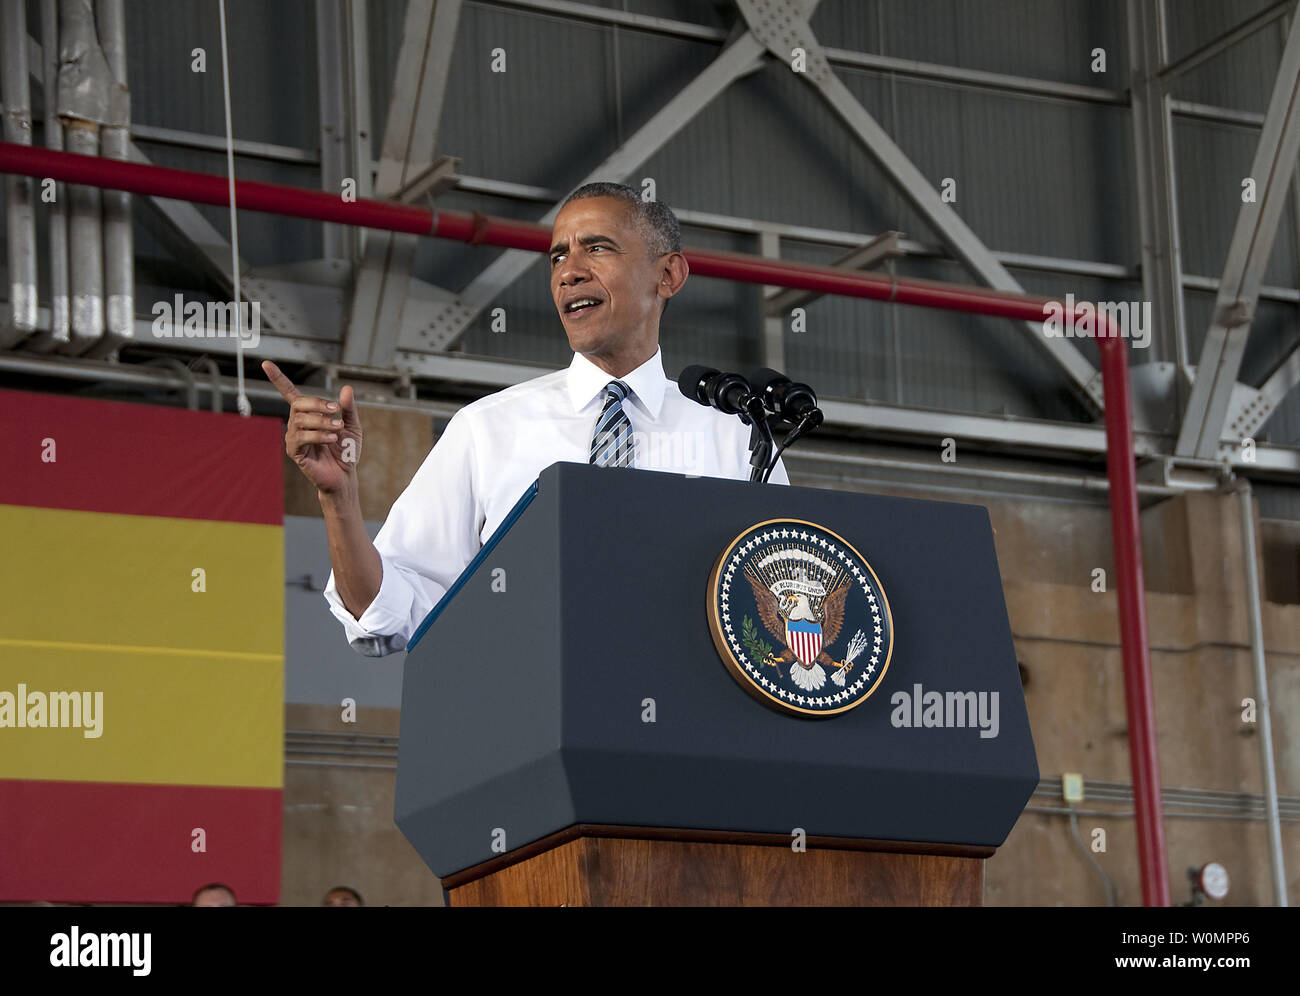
left=0, top=389, right=283, bottom=904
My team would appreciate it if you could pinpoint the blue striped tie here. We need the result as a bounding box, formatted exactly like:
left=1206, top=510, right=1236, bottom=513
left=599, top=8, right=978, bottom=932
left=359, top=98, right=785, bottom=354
left=589, top=380, right=636, bottom=468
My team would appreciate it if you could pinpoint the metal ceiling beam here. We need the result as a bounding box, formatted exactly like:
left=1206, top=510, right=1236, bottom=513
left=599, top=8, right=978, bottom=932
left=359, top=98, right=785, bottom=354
left=1182, top=272, right=1297, bottom=301
left=342, top=0, right=463, bottom=369
left=1176, top=12, right=1300, bottom=458
left=1169, top=99, right=1265, bottom=128
left=824, top=46, right=1126, bottom=107
left=15, top=312, right=1300, bottom=476
left=1261, top=339, right=1300, bottom=409
left=1228, top=337, right=1300, bottom=443
left=1160, top=0, right=1295, bottom=83
left=29, top=112, right=1139, bottom=279
left=385, top=342, right=1137, bottom=456
left=316, top=0, right=372, bottom=263
left=126, top=140, right=324, bottom=338
left=758, top=230, right=785, bottom=371
left=734, top=0, right=1104, bottom=413
left=479, top=0, right=1128, bottom=106
left=481, top=0, right=1293, bottom=130
left=9, top=291, right=1300, bottom=476
left=764, top=231, right=902, bottom=314
left=456, top=171, right=1300, bottom=302
left=132, top=122, right=318, bottom=164
left=64, top=110, right=1300, bottom=300
left=475, top=0, right=731, bottom=42
left=1128, top=1, right=1190, bottom=385
left=114, top=81, right=1286, bottom=153
left=126, top=144, right=244, bottom=290
left=395, top=155, right=460, bottom=203
left=415, top=28, right=768, bottom=351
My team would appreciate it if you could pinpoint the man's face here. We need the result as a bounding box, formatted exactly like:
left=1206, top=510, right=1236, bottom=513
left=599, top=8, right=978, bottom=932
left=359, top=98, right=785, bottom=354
left=324, top=889, right=361, bottom=907
left=549, top=197, right=665, bottom=359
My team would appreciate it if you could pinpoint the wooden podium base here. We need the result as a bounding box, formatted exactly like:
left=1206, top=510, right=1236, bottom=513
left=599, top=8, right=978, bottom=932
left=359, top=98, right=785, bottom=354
left=444, top=825, right=989, bottom=906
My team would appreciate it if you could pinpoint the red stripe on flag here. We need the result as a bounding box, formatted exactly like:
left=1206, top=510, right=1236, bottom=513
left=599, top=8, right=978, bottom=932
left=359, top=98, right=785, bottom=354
left=0, top=779, right=281, bottom=905
left=0, top=389, right=283, bottom=524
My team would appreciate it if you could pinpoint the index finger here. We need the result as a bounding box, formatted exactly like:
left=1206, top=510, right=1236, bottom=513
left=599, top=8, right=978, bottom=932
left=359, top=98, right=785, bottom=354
left=261, top=360, right=302, bottom=404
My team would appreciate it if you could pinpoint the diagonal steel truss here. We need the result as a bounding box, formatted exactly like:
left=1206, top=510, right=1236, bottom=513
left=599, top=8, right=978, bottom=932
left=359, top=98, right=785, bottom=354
left=409, top=0, right=1105, bottom=412
left=342, top=0, right=463, bottom=369
left=1177, top=7, right=1300, bottom=458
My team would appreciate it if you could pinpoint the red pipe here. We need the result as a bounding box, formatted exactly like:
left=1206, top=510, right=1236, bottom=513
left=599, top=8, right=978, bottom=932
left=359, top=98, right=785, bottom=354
left=1096, top=329, right=1168, bottom=907
left=0, top=140, right=1170, bottom=904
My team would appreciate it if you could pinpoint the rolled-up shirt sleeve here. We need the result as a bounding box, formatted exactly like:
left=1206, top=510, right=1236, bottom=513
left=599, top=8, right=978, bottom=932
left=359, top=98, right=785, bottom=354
left=323, top=411, right=483, bottom=656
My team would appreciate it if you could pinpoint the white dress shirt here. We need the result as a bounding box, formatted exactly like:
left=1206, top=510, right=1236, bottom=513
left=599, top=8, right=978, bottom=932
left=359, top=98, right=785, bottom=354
left=324, top=346, right=789, bottom=655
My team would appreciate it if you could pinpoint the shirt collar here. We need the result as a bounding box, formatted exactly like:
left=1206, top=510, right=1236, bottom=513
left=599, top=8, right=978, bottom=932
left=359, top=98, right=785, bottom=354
left=566, top=346, right=667, bottom=420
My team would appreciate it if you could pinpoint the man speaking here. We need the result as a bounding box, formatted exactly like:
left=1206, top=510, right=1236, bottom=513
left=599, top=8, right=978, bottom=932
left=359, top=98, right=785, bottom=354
left=264, top=182, right=788, bottom=656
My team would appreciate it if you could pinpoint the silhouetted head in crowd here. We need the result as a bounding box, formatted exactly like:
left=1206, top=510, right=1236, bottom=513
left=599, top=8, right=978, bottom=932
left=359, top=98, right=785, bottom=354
left=323, top=886, right=364, bottom=907
left=191, top=883, right=237, bottom=907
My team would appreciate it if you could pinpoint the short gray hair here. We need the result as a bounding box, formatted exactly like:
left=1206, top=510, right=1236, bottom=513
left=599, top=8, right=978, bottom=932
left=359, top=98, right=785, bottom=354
left=560, top=182, right=681, bottom=256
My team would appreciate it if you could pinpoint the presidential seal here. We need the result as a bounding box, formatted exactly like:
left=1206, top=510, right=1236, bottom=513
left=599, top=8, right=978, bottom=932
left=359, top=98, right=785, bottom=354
left=707, top=519, right=893, bottom=717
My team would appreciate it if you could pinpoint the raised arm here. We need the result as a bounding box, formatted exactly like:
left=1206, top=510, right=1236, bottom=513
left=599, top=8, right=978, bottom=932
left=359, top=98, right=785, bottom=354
left=262, top=360, right=382, bottom=619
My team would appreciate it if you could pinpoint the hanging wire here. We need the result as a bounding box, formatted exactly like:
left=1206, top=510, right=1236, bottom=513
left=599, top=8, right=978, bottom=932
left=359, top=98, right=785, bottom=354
left=1068, top=803, right=1117, bottom=906
left=217, top=0, right=250, bottom=416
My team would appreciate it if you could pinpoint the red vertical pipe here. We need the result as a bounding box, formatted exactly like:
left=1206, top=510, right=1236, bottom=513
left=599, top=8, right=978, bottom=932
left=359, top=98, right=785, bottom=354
left=1096, top=325, right=1170, bottom=907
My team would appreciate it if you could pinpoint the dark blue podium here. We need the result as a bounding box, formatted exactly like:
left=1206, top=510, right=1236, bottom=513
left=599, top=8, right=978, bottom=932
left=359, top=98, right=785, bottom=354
left=394, top=462, right=1037, bottom=905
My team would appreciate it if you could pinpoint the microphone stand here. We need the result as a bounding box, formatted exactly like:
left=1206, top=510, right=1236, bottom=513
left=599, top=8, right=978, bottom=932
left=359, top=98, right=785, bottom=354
left=760, top=408, right=823, bottom=483
left=742, top=395, right=778, bottom=483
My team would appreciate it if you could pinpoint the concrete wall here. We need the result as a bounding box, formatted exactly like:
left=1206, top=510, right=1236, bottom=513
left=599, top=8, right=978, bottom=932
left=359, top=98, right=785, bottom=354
left=984, top=490, right=1299, bottom=907
left=278, top=403, right=1298, bottom=906
left=281, top=703, right=440, bottom=907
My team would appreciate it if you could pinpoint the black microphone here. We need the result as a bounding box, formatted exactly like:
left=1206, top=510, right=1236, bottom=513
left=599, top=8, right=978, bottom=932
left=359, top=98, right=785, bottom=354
left=679, top=365, right=778, bottom=482
left=677, top=365, right=754, bottom=417
left=748, top=367, right=822, bottom=425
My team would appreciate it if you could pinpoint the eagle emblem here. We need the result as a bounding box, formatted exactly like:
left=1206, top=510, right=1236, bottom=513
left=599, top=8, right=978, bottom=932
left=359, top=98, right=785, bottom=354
left=746, top=566, right=849, bottom=692
left=707, top=519, right=892, bottom=717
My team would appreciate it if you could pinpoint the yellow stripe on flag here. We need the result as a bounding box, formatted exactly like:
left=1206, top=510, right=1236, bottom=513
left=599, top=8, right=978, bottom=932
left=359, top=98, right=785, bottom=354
left=0, top=504, right=282, bottom=656
left=0, top=641, right=282, bottom=787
